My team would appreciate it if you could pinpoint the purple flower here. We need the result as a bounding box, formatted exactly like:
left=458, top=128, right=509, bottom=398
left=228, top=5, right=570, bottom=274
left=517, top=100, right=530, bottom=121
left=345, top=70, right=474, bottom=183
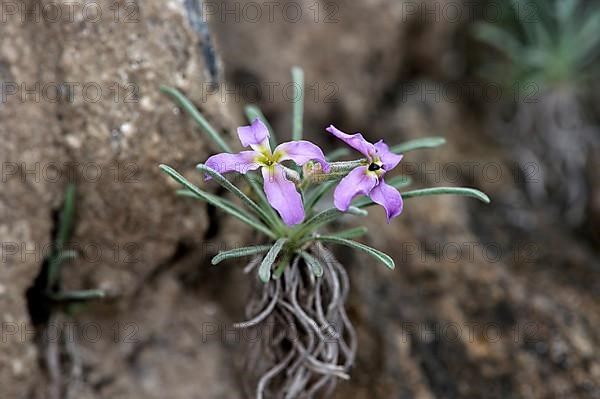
left=205, top=119, right=330, bottom=226
left=327, top=125, right=404, bottom=222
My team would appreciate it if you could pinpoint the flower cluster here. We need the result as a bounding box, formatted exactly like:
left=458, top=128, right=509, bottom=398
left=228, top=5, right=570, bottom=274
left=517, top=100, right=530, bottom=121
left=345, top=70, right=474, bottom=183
left=205, top=118, right=404, bottom=226
left=160, top=79, right=489, bottom=279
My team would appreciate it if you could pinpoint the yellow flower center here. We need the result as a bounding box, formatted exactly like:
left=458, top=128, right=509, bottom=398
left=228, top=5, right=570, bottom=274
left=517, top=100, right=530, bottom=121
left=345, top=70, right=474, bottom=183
left=254, top=145, right=285, bottom=167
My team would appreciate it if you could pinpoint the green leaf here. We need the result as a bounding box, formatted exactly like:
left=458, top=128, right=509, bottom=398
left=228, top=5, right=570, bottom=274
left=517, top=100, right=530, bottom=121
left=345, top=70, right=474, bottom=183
left=212, top=245, right=272, bottom=265
left=197, top=164, right=275, bottom=226
left=50, top=289, right=106, bottom=302
left=313, top=236, right=395, bottom=270
left=472, top=22, right=524, bottom=62
left=47, top=250, right=78, bottom=289
left=272, top=251, right=292, bottom=279
left=56, top=183, right=76, bottom=252
left=159, top=165, right=276, bottom=238
left=294, top=206, right=367, bottom=240
left=176, top=189, right=201, bottom=198
left=176, top=188, right=249, bottom=214
left=300, top=251, right=323, bottom=277
left=160, top=86, right=231, bottom=152
left=245, top=105, right=277, bottom=149
left=329, top=226, right=368, bottom=240
left=401, top=187, right=491, bottom=203
left=390, top=137, right=446, bottom=154
left=258, top=238, right=287, bottom=282
left=355, top=186, right=489, bottom=208
left=291, top=66, right=304, bottom=141
left=48, top=184, right=77, bottom=288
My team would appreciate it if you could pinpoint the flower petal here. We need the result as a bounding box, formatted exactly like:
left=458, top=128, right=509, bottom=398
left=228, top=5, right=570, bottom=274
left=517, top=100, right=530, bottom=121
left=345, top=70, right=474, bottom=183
left=326, top=125, right=376, bottom=159
left=374, top=140, right=403, bottom=171
left=237, top=118, right=270, bottom=150
left=333, top=166, right=377, bottom=211
left=274, top=140, right=330, bottom=172
left=262, top=165, right=304, bottom=226
left=204, top=151, right=260, bottom=180
left=369, top=179, right=403, bottom=222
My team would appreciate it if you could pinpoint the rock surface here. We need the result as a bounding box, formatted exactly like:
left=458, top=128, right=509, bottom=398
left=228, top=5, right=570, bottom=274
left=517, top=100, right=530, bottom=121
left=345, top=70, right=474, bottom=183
left=1, top=0, right=238, bottom=397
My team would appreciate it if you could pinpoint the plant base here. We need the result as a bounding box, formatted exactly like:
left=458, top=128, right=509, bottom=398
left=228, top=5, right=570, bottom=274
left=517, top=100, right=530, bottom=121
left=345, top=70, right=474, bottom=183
left=238, top=243, right=356, bottom=399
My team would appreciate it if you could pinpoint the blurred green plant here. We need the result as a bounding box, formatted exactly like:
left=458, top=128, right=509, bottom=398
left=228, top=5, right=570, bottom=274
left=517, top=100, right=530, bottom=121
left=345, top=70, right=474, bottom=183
left=472, top=0, right=599, bottom=227
left=46, top=184, right=105, bottom=308
left=473, top=0, right=600, bottom=90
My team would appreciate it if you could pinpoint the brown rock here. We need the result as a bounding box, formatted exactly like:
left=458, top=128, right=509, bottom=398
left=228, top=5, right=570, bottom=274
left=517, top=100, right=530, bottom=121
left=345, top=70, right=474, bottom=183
left=0, top=0, right=237, bottom=397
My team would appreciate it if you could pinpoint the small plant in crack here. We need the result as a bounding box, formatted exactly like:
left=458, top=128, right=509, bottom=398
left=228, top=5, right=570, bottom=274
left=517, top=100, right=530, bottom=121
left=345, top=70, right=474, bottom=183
left=160, top=67, right=490, bottom=398
left=26, top=183, right=106, bottom=399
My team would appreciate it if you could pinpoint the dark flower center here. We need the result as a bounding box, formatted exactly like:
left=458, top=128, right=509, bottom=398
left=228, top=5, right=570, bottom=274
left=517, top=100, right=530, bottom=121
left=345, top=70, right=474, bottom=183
left=368, top=163, right=382, bottom=172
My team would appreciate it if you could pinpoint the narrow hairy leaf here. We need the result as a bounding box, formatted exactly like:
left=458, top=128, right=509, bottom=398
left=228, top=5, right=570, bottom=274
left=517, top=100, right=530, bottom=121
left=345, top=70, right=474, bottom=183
left=56, top=183, right=76, bottom=252
left=160, top=86, right=231, bottom=152
left=245, top=105, right=277, bottom=148
left=197, top=164, right=274, bottom=224
left=390, top=137, right=446, bottom=154
left=314, top=236, right=395, bottom=270
left=177, top=188, right=254, bottom=218
left=159, top=165, right=276, bottom=238
left=48, top=184, right=77, bottom=288
left=401, top=187, right=491, bottom=203
left=295, top=206, right=367, bottom=240
left=355, top=185, right=489, bottom=208
left=258, top=239, right=287, bottom=282
left=300, top=251, right=323, bottom=277
left=212, top=245, right=272, bottom=265
left=176, top=189, right=201, bottom=198
left=291, top=66, right=304, bottom=141
left=272, top=252, right=292, bottom=279
left=330, top=226, right=368, bottom=240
